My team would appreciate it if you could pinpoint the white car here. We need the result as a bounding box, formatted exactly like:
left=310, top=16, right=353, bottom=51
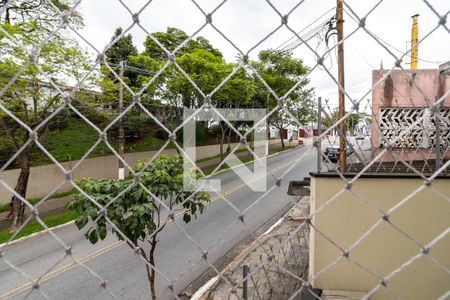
left=355, top=134, right=365, bottom=140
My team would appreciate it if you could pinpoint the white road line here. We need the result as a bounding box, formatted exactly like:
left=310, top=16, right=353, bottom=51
left=190, top=275, right=219, bottom=300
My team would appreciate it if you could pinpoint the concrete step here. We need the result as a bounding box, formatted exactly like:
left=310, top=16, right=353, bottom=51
left=321, top=289, right=367, bottom=300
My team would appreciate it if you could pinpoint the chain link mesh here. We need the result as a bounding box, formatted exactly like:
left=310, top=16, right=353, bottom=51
left=0, top=0, right=449, bottom=299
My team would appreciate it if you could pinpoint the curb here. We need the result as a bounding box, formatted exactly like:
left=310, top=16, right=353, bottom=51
left=0, top=220, right=75, bottom=249
left=189, top=203, right=296, bottom=299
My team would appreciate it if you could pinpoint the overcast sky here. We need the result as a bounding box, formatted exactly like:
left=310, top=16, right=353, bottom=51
left=76, top=0, right=450, bottom=110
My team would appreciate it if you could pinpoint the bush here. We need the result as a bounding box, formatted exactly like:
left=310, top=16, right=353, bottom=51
left=0, top=137, right=15, bottom=165
left=195, top=125, right=207, bottom=146
left=109, top=113, right=152, bottom=141
left=153, top=128, right=168, bottom=140
left=46, top=109, right=70, bottom=131
left=73, top=106, right=110, bottom=126
left=68, top=155, right=210, bottom=299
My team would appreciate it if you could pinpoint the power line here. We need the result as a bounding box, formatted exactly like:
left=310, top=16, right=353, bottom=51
left=343, top=7, right=444, bottom=65
left=276, top=7, right=335, bottom=50
left=109, top=62, right=156, bottom=76
left=276, top=7, right=335, bottom=52
left=368, top=30, right=444, bottom=65
left=286, top=22, right=329, bottom=52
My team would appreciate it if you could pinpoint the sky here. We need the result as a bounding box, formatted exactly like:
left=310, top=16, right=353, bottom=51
left=74, top=0, right=450, bottom=111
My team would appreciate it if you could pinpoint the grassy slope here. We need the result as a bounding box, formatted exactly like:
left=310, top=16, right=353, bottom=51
left=0, top=210, right=80, bottom=244
left=33, top=119, right=170, bottom=165
left=34, top=119, right=112, bottom=165
left=3, top=118, right=236, bottom=168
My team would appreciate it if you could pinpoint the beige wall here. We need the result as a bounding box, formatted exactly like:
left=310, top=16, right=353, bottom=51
left=309, top=176, right=450, bottom=299
left=0, top=140, right=284, bottom=203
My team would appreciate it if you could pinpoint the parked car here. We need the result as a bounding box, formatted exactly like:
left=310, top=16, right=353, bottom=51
left=323, top=146, right=354, bottom=163
left=355, top=133, right=365, bottom=140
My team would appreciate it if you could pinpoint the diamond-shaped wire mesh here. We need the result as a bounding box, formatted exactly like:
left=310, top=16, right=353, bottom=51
left=0, top=0, right=449, bottom=299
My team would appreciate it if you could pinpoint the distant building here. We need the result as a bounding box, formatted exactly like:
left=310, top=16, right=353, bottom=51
left=371, top=67, right=450, bottom=161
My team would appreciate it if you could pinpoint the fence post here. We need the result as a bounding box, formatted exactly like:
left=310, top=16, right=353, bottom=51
left=243, top=264, right=249, bottom=300
left=118, top=60, right=125, bottom=180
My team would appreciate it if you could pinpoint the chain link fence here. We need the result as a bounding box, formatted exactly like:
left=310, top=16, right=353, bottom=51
left=0, top=0, right=449, bottom=299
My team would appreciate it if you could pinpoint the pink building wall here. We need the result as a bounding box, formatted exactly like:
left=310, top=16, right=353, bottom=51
left=371, top=69, right=450, bottom=161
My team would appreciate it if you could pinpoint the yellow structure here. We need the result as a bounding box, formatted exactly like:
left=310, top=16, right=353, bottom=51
left=309, top=175, right=450, bottom=299
left=410, top=14, right=419, bottom=69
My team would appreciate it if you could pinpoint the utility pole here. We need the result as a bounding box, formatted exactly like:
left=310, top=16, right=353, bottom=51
left=337, top=0, right=347, bottom=172
left=118, top=61, right=125, bottom=180
left=317, top=97, right=322, bottom=173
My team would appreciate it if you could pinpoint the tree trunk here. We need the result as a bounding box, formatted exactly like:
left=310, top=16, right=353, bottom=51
left=226, top=126, right=232, bottom=154
left=279, top=128, right=285, bottom=149
left=145, top=264, right=153, bottom=299
left=5, top=8, right=10, bottom=24
left=10, top=149, right=31, bottom=232
left=148, top=236, right=158, bottom=300
left=219, top=122, right=225, bottom=161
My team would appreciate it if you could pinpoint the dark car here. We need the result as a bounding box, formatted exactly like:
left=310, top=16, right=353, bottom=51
left=323, top=146, right=353, bottom=163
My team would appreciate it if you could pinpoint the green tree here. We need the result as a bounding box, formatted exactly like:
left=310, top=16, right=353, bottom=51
left=165, top=48, right=254, bottom=159
left=252, top=50, right=312, bottom=148
left=104, top=27, right=139, bottom=86
left=143, top=27, right=222, bottom=61
left=106, top=27, right=138, bottom=64
left=98, top=27, right=140, bottom=106
left=133, top=28, right=253, bottom=159
left=0, top=20, right=92, bottom=230
left=212, top=65, right=255, bottom=160
left=0, top=0, right=83, bottom=28
left=68, top=155, right=210, bottom=300
left=287, top=88, right=316, bottom=126
left=139, top=28, right=224, bottom=125
left=321, top=105, right=338, bottom=129
left=348, top=113, right=360, bottom=132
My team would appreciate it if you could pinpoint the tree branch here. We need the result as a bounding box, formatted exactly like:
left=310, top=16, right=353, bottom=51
left=0, top=116, right=20, bottom=151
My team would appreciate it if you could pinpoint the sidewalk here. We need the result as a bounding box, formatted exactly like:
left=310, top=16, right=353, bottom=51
left=1, top=143, right=297, bottom=231
left=189, top=197, right=311, bottom=299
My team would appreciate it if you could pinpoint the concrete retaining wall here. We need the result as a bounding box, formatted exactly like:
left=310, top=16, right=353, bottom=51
left=0, top=139, right=286, bottom=204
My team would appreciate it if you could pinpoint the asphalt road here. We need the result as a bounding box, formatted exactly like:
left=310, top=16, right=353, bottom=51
left=0, top=145, right=317, bottom=299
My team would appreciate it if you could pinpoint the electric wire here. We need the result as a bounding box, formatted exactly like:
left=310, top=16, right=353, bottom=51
left=276, top=6, right=336, bottom=50
left=342, top=7, right=445, bottom=65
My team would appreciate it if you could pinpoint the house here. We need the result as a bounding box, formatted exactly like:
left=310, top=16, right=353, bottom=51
left=307, top=65, right=450, bottom=299
left=371, top=66, right=450, bottom=162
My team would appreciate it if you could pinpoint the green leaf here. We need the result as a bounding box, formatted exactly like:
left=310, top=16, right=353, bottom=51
left=74, top=215, right=88, bottom=229
left=134, top=189, right=143, bottom=201
left=115, top=206, right=125, bottom=217
left=142, top=203, right=155, bottom=211
left=183, top=214, right=191, bottom=223
left=98, top=225, right=107, bottom=240
left=146, top=221, right=156, bottom=233
left=88, top=229, right=99, bottom=244
left=86, top=207, right=98, bottom=219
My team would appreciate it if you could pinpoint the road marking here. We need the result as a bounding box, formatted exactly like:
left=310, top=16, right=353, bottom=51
left=0, top=240, right=124, bottom=299
left=1, top=149, right=311, bottom=298
left=190, top=275, right=219, bottom=300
